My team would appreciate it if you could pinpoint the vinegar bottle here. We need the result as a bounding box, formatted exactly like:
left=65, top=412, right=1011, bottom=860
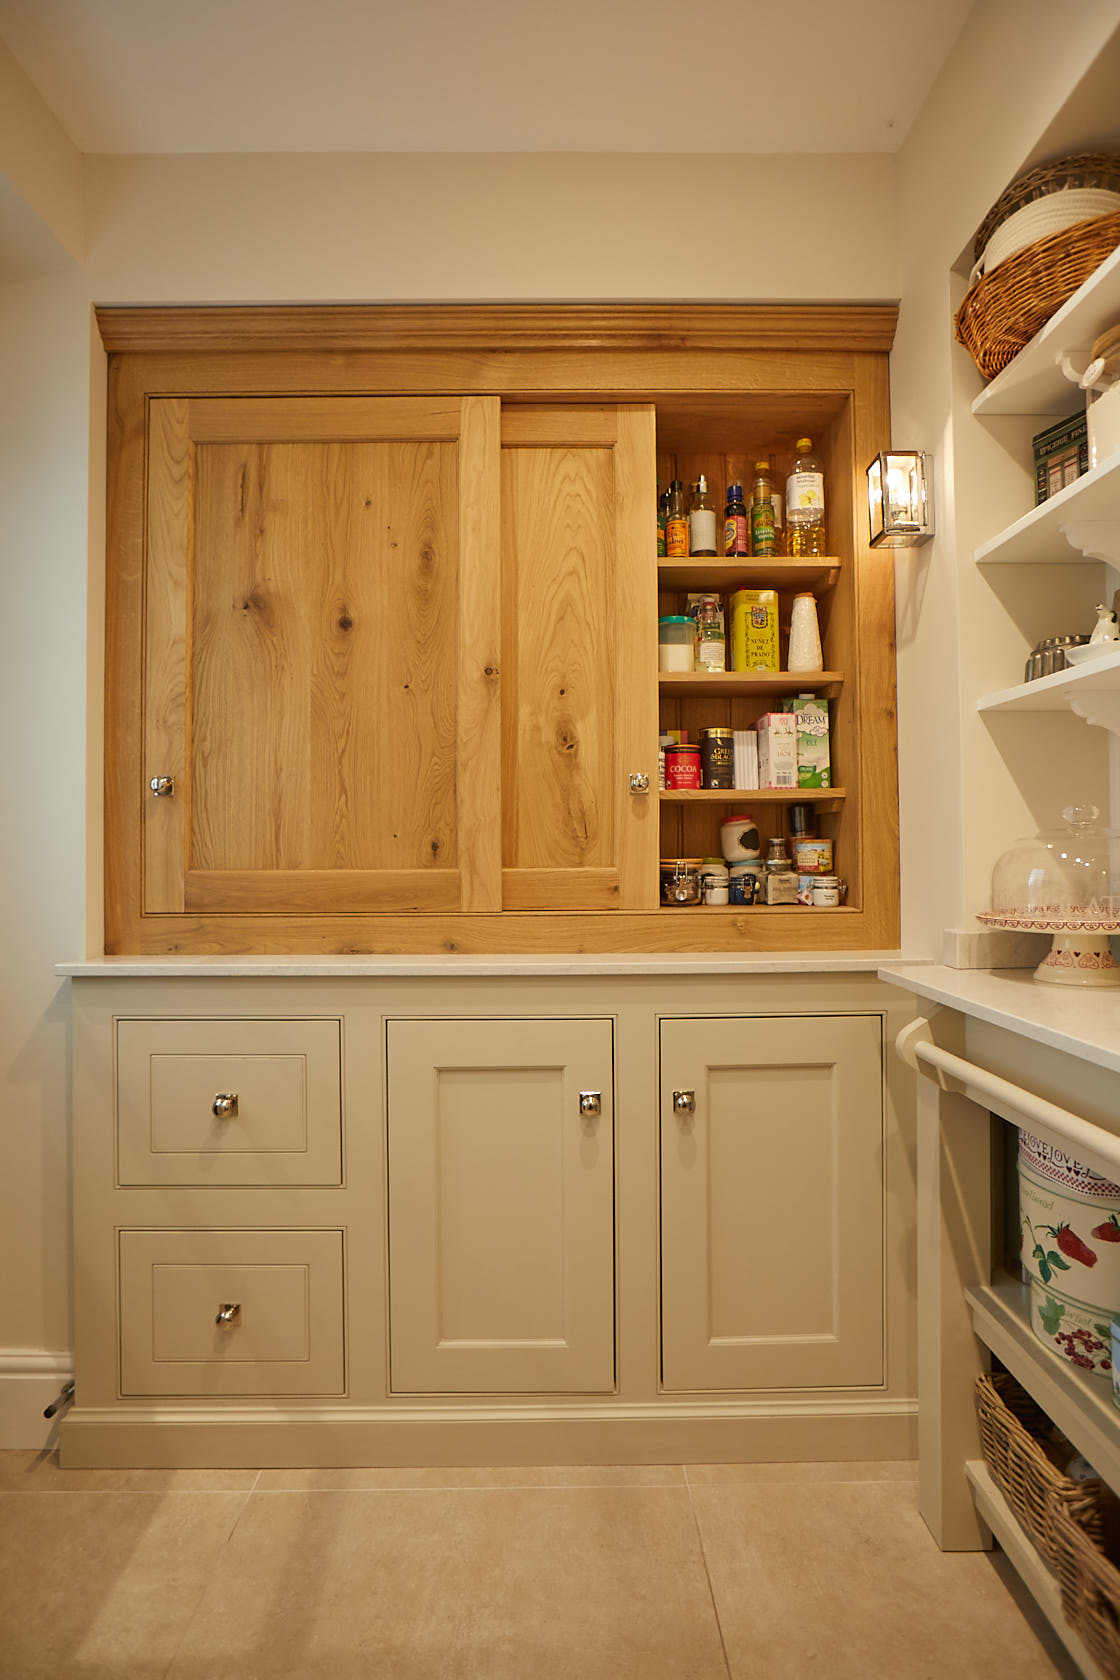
left=785, top=437, right=826, bottom=556
left=688, top=475, right=717, bottom=556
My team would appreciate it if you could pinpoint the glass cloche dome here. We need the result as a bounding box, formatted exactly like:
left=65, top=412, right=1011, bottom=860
left=978, top=805, right=1120, bottom=986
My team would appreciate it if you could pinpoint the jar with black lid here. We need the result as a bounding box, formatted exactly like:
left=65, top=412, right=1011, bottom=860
left=700, top=727, right=734, bottom=789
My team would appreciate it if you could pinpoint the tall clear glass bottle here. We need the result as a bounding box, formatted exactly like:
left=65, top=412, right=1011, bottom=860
left=688, top=474, right=717, bottom=556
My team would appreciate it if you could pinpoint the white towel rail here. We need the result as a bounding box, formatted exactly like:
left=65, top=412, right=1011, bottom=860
left=895, top=1014, right=1120, bottom=1182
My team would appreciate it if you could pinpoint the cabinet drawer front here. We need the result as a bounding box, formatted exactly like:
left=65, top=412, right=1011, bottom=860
left=118, top=1229, right=345, bottom=1396
left=116, top=1019, right=342, bottom=1185
left=660, top=1013, right=884, bottom=1392
left=387, top=1018, right=615, bottom=1395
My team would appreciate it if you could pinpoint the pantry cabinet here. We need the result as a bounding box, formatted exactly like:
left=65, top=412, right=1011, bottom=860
left=386, top=1017, right=615, bottom=1394
left=61, top=965, right=917, bottom=1468
left=659, top=1012, right=885, bottom=1392
left=98, top=304, right=899, bottom=955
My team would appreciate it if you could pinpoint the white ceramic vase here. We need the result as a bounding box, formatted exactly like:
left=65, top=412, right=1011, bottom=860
left=787, top=592, right=823, bottom=672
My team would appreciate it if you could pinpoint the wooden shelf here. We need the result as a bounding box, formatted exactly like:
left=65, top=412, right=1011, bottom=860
left=657, top=558, right=841, bottom=590
left=660, top=787, right=844, bottom=810
left=967, top=1280, right=1120, bottom=1494
left=974, top=449, right=1120, bottom=565
left=972, top=245, right=1120, bottom=420
left=658, top=671, right=843, bottom=699
left=966, top=1461, right=1108, bottom=1680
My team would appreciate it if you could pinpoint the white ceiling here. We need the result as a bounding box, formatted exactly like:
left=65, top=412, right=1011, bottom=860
left=0, top=0, right=977, bottom=156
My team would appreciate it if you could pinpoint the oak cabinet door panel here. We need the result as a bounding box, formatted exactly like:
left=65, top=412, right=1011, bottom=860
left=500, top=406, right=659, bottom=911
left=143, top=394, right=500, bottom=917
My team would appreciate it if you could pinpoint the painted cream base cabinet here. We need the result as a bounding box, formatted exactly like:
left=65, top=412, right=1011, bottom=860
left=660, top=1013, right=884, bottom=1392
left=63, top=966, right=916, bottom=1468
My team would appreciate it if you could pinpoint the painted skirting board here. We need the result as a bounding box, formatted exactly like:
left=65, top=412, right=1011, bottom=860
left=0, top=1350, right=74, bottom=1449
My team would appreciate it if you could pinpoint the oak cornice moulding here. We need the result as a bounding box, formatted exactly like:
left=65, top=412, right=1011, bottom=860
left=95, top=302, right=900, bottom=357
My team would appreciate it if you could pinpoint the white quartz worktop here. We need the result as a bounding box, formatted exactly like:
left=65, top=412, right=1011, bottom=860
left=879, top=962, right=1120, bottom=1076
left=59, top=950, right=915, bottom=980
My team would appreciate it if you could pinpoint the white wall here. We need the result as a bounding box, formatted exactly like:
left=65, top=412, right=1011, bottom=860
left=891, top=1, right=1120, bottom=958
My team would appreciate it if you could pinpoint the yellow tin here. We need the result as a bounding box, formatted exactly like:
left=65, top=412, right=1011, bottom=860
left=730, top=588, right=779, bottom=672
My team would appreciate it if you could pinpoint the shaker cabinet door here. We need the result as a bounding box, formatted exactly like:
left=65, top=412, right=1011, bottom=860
left=386, top=1017, right=615, bottom=1394
left=660, top=1013, right=884, bottom=1391
left=500, top=405, right=660, bottom=911
left=140, top=394, right=501, bottom=920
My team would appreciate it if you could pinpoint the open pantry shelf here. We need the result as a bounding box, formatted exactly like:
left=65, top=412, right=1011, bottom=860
left=974, top=449, right=1120, bottom=565
left=967, top=1279, right=1120, bottom=1493
left=971, top=244, right=1120, bottom=420
left=657, top=558, right=841, bottom=591
left=978, top=648, right=1120, bottom=734
left=660, top=787, right=844, bottom=809
left=658, top=671, right=843, bottom=699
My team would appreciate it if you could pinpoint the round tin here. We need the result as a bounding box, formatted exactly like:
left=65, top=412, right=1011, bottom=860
left=700, top=727, right=734, bottom=789
left=811, top=875, right=841, bottom=906
left=664, top=743, right=701, bottom=789
left=793, top=836, right=834, bottom=875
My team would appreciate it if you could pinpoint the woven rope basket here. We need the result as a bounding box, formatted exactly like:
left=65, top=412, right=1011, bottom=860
left=973, top=152, right=1120, bottom=262
left=955, top=211, right=1120, bottom=380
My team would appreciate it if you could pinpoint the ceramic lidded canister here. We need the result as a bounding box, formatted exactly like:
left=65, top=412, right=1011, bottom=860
left=1019, top=1130, right=1120, bottom=1375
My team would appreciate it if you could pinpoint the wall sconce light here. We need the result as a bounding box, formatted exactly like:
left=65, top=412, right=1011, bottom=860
left=867, top=451, right=934, bottom=547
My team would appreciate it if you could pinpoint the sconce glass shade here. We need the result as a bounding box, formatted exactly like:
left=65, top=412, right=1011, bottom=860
left=867, top=450, right=933, bottom=547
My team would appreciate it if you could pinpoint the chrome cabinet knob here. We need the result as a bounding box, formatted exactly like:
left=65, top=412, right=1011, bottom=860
left=672, top=1090, right=696, bottom=1115
left=579, top=1091, right=602, bottom=1116
left=215, top=1303, right=241, bottom=1325
left=212, top=1093, right=239, bottom=1119
left=149, top=775, right=175, bottom=797
left=628, top=772, right=650, bottom=794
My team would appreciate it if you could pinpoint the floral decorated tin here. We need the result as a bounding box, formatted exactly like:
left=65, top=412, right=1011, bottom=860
left=1018, top=1130, right=1120, bottom=1375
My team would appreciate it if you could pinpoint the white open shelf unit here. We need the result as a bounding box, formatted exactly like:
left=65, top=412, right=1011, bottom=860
left=977, top=646, right=1120, bottom=733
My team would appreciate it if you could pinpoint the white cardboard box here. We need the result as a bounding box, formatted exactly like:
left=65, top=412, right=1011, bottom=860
left=756, top=712, right=797, bottom=789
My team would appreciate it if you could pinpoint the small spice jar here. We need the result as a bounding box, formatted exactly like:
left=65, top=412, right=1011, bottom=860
left=664, top=742, right=701, bottom=789
left=700, top=727, right=735, bottom=789
left=699, top=859, right=730, bottom=905
left=811, top=875, right=842, bottom=906
left=728, top=861, right=762, bottom=905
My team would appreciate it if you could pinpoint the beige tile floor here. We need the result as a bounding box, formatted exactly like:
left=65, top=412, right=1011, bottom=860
left=0, top=1453, right=1080, bottom=1679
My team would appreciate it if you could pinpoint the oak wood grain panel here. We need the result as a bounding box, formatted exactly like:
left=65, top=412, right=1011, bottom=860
left=455, top=397, right=502, bottom=912
left=143, top=398, right=191, bottom=913
left=188, top=424, right=459, bottom=882
left=614, top=405, right=660, bottom=909
left=128, top=907, right=882, bottom=956
left=501, top=419, right=619, bottom=909
left=850, top=354, right=899, bottom=948
left=500, top=407, right=619, bottom=448
left=187, top=396, right=465, bottom=444
left=94, top=348, right=868, bottom=404
left=97, top=304, right=900, bottom=357
left=104, top=358, right=148, bottom=953
left=183, top=869, right=461, bottom=914
left=500, top=869, right=620, bottom=911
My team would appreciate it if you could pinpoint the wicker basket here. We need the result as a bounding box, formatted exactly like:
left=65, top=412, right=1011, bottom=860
left=973, top=153, right=1120, bottom=263
left=974, top=1371, right=1109, bottom=1570
left=955, top=211, right=1120, bottom=380
left=1052, top=1500, right=1120, bottom=1676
